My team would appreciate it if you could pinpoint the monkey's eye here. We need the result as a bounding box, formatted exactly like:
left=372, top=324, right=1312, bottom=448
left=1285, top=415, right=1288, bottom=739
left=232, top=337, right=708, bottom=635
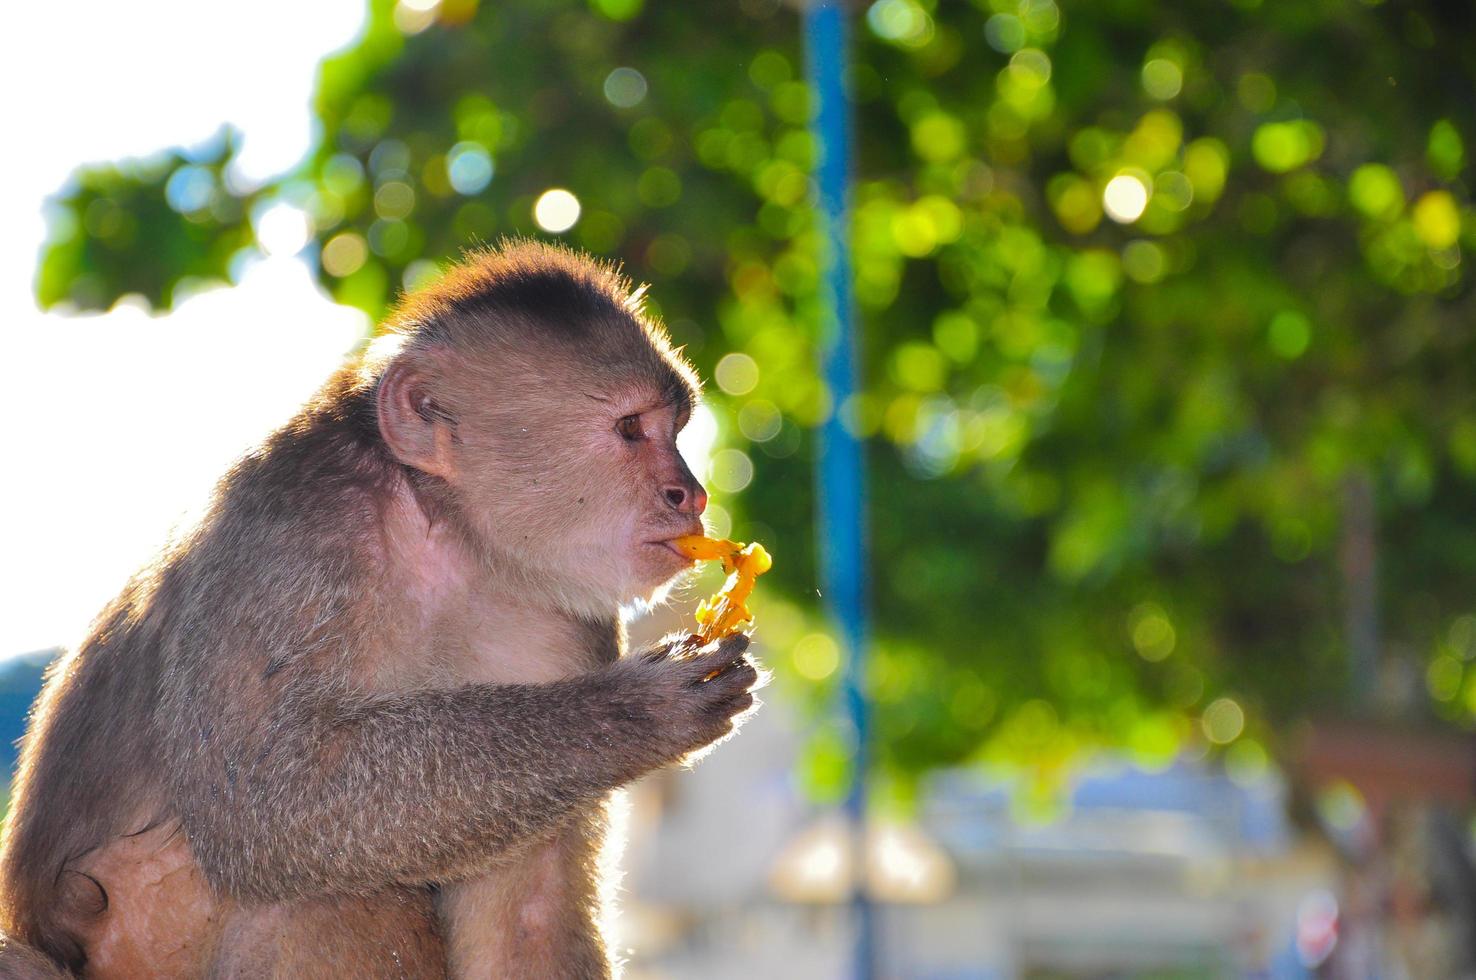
left=616, top=414, right=644, bottom=442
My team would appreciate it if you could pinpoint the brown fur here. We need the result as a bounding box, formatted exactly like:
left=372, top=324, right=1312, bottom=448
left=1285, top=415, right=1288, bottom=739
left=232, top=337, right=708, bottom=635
left=0, top=241, right=758, bottom=978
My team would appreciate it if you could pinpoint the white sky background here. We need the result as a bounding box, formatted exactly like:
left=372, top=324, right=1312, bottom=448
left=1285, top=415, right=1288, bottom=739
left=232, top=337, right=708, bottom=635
left=0, top=0, right=371, bottom=658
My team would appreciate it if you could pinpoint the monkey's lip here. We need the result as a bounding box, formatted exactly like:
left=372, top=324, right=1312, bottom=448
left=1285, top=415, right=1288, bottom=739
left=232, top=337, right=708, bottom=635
left=652, top=537, right=702, bottom=562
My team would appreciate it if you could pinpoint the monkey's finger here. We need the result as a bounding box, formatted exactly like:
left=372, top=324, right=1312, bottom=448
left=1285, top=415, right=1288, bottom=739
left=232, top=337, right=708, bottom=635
left=641, top=633, right=703, bottom=664
left=685, top=643, right=753, bottom=684
left=640, top=646, right=670, bottom=664
left=697, top=690, right=755, bottom=737
left=688, top=633, right=750, bottom=675
left=696, top=658, right=758, bottom=695
left=705, top=633, right=751, bottom=659
left=699, top=654, right=755, bottom=683
left=717, top=691, right=755, bottom=718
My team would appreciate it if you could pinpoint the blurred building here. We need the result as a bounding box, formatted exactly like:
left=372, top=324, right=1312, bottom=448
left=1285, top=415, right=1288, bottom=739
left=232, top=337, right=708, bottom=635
left=616, top=643, right=1339, bottom=980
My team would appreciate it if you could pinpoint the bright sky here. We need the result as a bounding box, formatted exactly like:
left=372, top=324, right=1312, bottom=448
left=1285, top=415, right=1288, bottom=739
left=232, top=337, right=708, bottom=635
left=0, top=0, right=370, bottom=658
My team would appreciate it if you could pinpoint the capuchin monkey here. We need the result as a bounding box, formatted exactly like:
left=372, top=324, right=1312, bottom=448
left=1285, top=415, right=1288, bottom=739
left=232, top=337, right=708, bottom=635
left=0, top=241, right=762, bottom=979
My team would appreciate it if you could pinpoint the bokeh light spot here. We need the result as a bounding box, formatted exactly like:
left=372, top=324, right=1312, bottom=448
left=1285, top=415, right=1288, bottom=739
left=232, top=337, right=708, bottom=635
left=1103, top=172, right=1150, bottom=223
left=891, top=342, right=947, bottom=392
left=1020, top=0, right=1060, bottom=33
left=1154, top=171, right=1194, bottom=211
left=254, top=204, right=311, bottom=257
left=533, top=188, right=581, bottom=232
left=709, top=447, right=755, bottom=494
left=1428, top=119, right=1466, bottom=179
left=393, top=0, right=440, bottom=34
left=1065, top=249, right=1123, bottom=310
left=1048, top=174, right=1101, bottom=235
left=636, top=166, right=681, bottom=207
left=1124, top=110, right=1182, bottom=171
left=867, top=0, right=933, bottom=47
left=1449, top=614, right=1476, bottom=656
left=374, top=181, right=415, bottom=220
left=1251, top=120, right=1324, bottom=173
left=1122, top=240, right=1166, bottom=283
left=1225, top=740, right=1269, bottom=786
left=645, top=233, right=690, bottom=275
left=715, top=352, right=760, bottom=396
left=793, top=632, right=840, bottom=681
left=1317, top=781, right=1366, bottom=834
left=322, top=154, right=365, bottom=196
left=1269, top=311, right=1312, bottom=358
left=1413, top=190, right=1461, bottom=249
left=369, top=139, right=411, bottom=178
left=748, top=50, right=792, bottom=90
left=1129, top=603, right=1176, bottom=661
left=1008, top=48, right=1052, bottom=87
left=446, top=142, right=494, bottom=195
left=1348, top=163, right=1403, bottom=220
left=737, top=399, right=783, bottom=442
left=932, top=312, right=978, bottom=364
left=589, top=0, right=643, bottom=20
left=603, top=67, right=648, bottom=108
left=1141, top=58, right=1183, bottom=100
left=911, top=112, right=966, bottom=163
left=1272, top=518, right=1312, bottom=562
left=368, top=218, right=409, bottom=258
left=984, top=13, right=1025, bottom=53
left=1201, top=697, right=1245, bottom=744
left=321, top=232, right=368, bottom=277
left=1427, top=655, right=1462, bottom=701
left=165, top=166, right=214, bottom=214
left=1183, top=138, right=1230, bottom=203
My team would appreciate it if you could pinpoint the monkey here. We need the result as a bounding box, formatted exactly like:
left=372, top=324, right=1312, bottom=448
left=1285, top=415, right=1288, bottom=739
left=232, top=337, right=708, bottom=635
left=0, top=240, right=762, bottom=978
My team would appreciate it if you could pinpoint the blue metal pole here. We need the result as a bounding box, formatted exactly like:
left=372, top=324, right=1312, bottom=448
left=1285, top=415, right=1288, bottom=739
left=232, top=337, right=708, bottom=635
left=802, top=4, right=875, bottom=978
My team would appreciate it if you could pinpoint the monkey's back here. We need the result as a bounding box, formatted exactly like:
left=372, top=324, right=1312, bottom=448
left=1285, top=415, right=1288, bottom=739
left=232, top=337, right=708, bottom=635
left=0, top=378, right=392, bottom=972
left=0, top=547, right=443, bottom=978
left=0, top=570, right=177, bottom=969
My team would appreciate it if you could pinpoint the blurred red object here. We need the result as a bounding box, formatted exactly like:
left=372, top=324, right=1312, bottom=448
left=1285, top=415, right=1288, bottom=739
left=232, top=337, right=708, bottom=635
left=1296, top=718, right=1476, bottom=816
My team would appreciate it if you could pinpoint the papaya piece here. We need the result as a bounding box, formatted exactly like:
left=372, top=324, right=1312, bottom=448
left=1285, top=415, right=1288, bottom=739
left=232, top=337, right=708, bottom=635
left=671, top=534, right=773, bottom=648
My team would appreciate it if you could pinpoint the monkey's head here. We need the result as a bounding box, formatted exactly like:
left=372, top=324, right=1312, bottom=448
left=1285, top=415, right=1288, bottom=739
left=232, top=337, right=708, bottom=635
left=369, top=241, right=709, bottom=614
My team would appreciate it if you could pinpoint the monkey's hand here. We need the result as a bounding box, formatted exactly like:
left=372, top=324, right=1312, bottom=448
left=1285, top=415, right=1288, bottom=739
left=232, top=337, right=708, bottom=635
left=619, top=632, right=762, bottom=763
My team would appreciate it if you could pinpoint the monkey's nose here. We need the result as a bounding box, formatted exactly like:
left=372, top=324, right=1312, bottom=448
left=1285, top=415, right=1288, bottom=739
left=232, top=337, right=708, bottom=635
left=663, top=482, right=708, bottom=515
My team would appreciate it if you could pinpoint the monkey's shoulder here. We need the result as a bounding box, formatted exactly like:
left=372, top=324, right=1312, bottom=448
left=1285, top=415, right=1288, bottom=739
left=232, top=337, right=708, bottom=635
left=221, top=411, right=390, bottom=531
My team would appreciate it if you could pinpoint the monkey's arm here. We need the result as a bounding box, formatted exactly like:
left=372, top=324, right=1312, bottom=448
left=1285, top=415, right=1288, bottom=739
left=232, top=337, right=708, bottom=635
left=162, top=638, right=752, bottom=903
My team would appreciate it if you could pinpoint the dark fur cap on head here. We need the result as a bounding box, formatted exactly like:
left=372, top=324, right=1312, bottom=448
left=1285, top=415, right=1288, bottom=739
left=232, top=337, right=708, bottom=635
left=367, top=238, right=699, bottom=409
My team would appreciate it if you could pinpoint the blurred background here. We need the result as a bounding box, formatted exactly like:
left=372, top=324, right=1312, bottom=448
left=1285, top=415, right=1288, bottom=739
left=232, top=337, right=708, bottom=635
left=3, top=0, right=1476, bottom=976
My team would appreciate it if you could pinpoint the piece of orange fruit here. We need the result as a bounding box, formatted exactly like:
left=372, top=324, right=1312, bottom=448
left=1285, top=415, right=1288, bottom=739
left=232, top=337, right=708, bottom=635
left=670, top=534, right=773, bottom=646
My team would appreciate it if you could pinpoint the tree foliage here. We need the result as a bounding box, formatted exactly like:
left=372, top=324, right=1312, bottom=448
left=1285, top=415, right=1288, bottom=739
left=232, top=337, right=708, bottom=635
left=34, top=0, right=1476, bottom=795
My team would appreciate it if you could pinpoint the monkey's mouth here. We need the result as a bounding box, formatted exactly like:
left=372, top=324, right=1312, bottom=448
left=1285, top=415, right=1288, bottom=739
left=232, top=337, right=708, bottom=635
left=653, top=540, right=696, bottom=562
left=652, top=535, right=703, bottom=562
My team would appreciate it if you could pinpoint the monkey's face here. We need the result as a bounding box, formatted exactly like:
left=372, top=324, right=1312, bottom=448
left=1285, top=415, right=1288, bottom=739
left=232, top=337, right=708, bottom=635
left=451, top=348, right=707, bottom=613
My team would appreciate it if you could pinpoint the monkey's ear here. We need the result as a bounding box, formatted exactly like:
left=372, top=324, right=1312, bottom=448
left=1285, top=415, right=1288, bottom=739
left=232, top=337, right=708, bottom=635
left=376, top=358, right=457, bottom=480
